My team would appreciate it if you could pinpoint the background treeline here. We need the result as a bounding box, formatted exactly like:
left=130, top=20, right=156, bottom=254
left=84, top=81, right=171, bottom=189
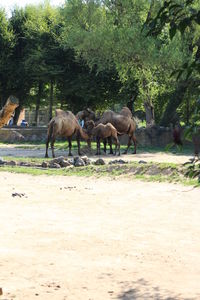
left=0, top=0, right=199, bottom=126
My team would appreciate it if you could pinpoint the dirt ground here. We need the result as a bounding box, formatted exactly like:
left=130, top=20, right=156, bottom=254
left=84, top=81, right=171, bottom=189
left=0, top=172, right=200, bottom=300
left=0, top=144, right=194, bottom=164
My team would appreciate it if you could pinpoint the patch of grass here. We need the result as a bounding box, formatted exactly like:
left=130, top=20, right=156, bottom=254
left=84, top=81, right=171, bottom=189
left=0, top=160, right=199, bottom=187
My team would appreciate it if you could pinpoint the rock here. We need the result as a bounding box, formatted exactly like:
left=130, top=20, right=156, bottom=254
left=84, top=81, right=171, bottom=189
left=19, top=162, right=31, bottom=167
left=41, top=161, right=48, bottom=168
left=50, top=156, right=72, bottom=167
left=0, top=157, right=5, bottom=165
left=6, top=160, right=17, bottom=166
left=138, top=160, right=147, bottom=164
left=49, top=162, right=61, bottom=169
left=60, top=159, right=71, bottom=167
left=94, top=158, right=105, bottom=165
left=81, top=155, right=91, bottom=165
left=109, top=159, right=127, bottom=165
left=74, top=156, right=85, bottom=167
left=51, top=156, right=65, bottom=164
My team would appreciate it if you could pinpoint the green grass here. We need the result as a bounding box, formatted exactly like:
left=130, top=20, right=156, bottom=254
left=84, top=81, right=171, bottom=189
left=0, top=161, right=199, bottom=187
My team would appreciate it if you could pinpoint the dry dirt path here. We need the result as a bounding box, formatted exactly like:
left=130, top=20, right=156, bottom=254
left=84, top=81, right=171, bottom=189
left=0, top=173, right=199, bottom=300
left=0, top=144, right=193, bottom=164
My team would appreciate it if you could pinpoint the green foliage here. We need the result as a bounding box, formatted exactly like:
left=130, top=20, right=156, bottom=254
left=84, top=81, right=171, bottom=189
left=0, top=0, right=199, bottom=127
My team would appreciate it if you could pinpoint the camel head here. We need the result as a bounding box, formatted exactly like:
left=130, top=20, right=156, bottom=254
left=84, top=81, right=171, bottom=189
left=85, top=120, right=95, bottom=136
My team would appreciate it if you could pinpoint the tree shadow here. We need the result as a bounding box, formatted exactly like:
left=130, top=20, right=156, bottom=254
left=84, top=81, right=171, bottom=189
left=116, top=278, right=197, bottom=300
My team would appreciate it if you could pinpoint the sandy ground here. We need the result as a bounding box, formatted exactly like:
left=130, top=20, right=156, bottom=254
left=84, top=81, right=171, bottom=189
left=0, top=144, right=194, bottom=164
left=0, top=173, right=200, bottom=300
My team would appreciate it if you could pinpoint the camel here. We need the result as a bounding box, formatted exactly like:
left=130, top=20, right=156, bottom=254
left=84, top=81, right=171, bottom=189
left=86, top=120, right=121, bottom=155
left=45, top=110, right=90, bottom=158
left=96, top=108, right=137, bottom=154
left=76, top=108, right=96, bottom=124
left=78, top=107, right=137, bottom=154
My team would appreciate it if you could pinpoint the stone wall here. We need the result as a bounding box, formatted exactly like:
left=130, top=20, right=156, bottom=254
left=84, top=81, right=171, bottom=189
left=0, top=127, right=47, bottom=143
left=0, top=126, right=175, bottom=147
left=119, top=126, right=173, bottom=147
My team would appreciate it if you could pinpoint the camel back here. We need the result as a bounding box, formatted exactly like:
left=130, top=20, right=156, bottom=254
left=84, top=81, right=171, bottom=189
left=120, top=107, right=132, bottom=118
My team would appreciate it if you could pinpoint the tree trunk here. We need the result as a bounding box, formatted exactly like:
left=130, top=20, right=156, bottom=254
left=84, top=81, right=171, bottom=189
left=0, top=95, right=19, bottom=129
left=127, top=96, right=135, bottom=114
left=186, top=97, right=190, bottom=126
left=35, top=81, right=42, bottom=126
left=49, top=79, right=54, bottom=121
left=160, top=80, right=188, bottom=127
left=144, top=101, right=155, bottom=127
left=13, top=105, right=23, bottom=125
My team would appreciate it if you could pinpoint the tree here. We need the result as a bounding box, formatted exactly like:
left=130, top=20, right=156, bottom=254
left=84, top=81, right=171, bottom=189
left=0, top=9, right=15, bottom=106
left=61, top=0, right=188, bottom=126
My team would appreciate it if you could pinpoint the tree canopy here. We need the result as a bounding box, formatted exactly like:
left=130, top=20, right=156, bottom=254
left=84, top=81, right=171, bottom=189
left=0, top=0, right=199, bottom=126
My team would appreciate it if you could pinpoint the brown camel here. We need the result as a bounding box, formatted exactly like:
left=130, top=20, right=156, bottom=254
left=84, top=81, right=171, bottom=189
left=96, top=108, right=137, bottom=154
left=86, top=120, right=121, bottom=156
left=76, top=108, right=96, bottom=124
left=45, top=110, right=90, bottom=158
left=79, top=107, right=137, bottom=154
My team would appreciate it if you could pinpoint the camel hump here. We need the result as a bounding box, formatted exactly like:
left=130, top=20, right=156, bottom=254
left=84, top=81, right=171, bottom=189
left=107, top=122, right=115, bottom=129
left=55, top=109, right=74, bottom=118
left=120, top=107, right=132, bottom=118
left=55, top=109, right=66, bottom=116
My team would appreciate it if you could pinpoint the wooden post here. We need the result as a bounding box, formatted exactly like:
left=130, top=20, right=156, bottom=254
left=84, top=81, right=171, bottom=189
left=0, top=95, right=19, bottom=129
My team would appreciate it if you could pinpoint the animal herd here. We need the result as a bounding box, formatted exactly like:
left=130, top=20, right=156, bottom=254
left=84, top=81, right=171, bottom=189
left=45, top=107, right=137, bottom=158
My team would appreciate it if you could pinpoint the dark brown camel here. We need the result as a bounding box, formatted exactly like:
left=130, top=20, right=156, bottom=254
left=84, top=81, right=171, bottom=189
left=79, top=107, right=137, bottom=154
left=86, top=120, right=121, bottom=155
left=96, top=108, right=137, bottom=154
left=45, top=110, right=90, bottom=158
left=76, top=108, right=96, bottom=124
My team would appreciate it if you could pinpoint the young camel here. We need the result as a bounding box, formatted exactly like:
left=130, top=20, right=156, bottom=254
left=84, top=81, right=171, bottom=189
left=45, top=110, right=90, bottom=158
left=78, top=107, right=137, bottom=154
left=86, top=120, right=121, bottom=156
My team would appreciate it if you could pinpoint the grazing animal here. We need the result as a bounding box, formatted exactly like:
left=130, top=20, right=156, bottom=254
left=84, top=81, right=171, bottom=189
left=76, top=108, right=96, bottom=125
left=86, top=120, right=121, bottom=156
left=79, top=107, right=137, bottom=154
left=96, top=108, right=137, bottom=154
left=45, top=110, right=90, bottom=158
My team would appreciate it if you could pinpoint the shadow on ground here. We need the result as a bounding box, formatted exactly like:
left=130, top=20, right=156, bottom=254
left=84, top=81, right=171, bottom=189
left=116, top=279, right=197, bottom=300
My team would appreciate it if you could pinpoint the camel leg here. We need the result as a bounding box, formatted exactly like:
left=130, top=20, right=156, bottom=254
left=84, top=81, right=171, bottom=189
left=132, top=134, right=137, bottom=154
left=113, top=136, right=120, bottom=156
left=45, top=136, right=49, bottom=158
left=68, top=137, right=73, bottom=156
left=123, top=136, right=132, bottom=154
left=96, top=137, right=101, bottom=155
left=51, top=136, right=56, bottom=158
left=108, top=136, right=113, bottom=154
left=114, top=139, right=117, bottom=156
left=118, top=142, right=121, bottom=156
left=116, top=137, right=120, bottom=156
left=76, top=131, right=82, bottom=156
left=103, top=139, right=107, bottom=154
